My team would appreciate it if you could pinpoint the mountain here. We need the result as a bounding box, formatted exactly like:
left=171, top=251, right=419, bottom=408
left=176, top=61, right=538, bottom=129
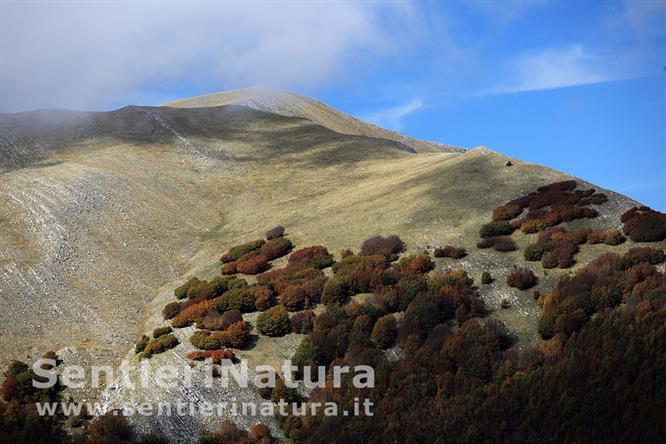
left=0, top=88, right=661, bottom=441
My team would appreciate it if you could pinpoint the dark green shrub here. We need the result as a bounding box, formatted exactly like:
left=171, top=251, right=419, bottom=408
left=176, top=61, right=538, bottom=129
left=292, top=337, right=323, bottom=378
left=221, top=239, right=266, bottom=263
left=321, top=276, right=353, bottom=305
left=481, top=271, right=493, bottom=284
left=479, top=221, right=514, bottom=238
left=135, top=335, right=150, bottom=354
left=174, top=277, right=200, bottom=299
left=290, top=310, right=317, bottom=334
left=371, top=315, right=397, bottom=348
left=256, top=305, right=291, bottom=337
left=152, top=326, right=172, bottom=338
left=140, top=334, right=179, bottom=358
left=185, top=275, right=248, bottom=301
left=215, top=286, right=261, bottom=313
left=524, top=242, right=551, bottom=261
left=189, top=330, right=221, bottom=350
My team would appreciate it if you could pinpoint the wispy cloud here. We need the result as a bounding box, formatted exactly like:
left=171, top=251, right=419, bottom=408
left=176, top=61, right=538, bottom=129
left=365, top=98, right=424, bottom=131
left=482, top=44, right=623, bottom=95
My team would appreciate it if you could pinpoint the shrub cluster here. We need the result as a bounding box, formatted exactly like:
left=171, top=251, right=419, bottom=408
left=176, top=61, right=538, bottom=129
left=587, top=229, right=626, bottom=245
left=288, top=246, right=334, bottom=269
left=492, top=203, right=522, bottom=221
left=257, top=265, right=326, bottom=304
left=371, top=314, right=397, bottom=348
left=184, top=276, right=248, bottom=301
left=235, top=251, right=270, bottom=274
left=171, top=300, right=216, bottom=328
left=152, top=326, right=172, bottom=338
left=516, top=205, right=598, bottom=234
left=266, top=225, right=285, bottom=240
left=359, top=235, right=405, bottom=261
left=506, top=267, right=538, bottom=290
left=259, top=237, right=293, bottom=260
left=221, top=239, right=266, bottom=263
left=190, top=320, right=251, bottom=349
left=538, top=247, right=665, bottom=338
left=196, top=309, right=242, bottom=331
left=479, top=220, right=514, bottom=238
left=622, top=207, right=666, bottom=242
left=524, top=228, right=591, bottom=269
left=162, top=302, right=185, bottom=319
left=485, top=181, right=606, bottom=237
left=279, top=285, right=315, bottom=311
left=139, top=334, right=179, bottom=358
left=186, top=349, right=235, bottom=364
left=215, top=285, right=271, bottom=313
left=256, top=305, right=291, bottom=337
left=476, top=235, right=517, bottom=252
left=481, top=271, right=493, bottom=284
left=174, top=277, right=200, bottom=299
left=434, top=246, right=467, bottom=258
left=332, top=254, right=388, bottom=291
left=220, top=262, right=237, bottom=275
left=393, top=253, right=436, bottom=275
left=135, top=335, right=150, bottom=354
left=290, top=310, right=316, bottom=334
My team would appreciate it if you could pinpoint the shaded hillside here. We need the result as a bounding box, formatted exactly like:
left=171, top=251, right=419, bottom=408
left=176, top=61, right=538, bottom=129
left=163, top=86, right=463, bottom=153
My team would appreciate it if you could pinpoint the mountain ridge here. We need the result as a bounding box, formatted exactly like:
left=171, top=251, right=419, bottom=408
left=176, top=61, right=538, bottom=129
left=162, top=86, right=464, bottom=154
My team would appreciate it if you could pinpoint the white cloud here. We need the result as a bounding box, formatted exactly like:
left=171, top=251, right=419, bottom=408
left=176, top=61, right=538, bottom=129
left=483, top=44, right=621, bottom=94
left=0, top=2, right=413, bottom=111
left=365, top=98, right=424, bottom=131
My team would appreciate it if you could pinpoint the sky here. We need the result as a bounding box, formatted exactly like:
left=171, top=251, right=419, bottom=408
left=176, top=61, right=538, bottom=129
left=1, top=0, right=665, bottom=209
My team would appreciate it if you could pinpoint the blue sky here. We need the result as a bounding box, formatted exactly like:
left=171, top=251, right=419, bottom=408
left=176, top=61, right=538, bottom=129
left=2, top=1, right=665, bottom=209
